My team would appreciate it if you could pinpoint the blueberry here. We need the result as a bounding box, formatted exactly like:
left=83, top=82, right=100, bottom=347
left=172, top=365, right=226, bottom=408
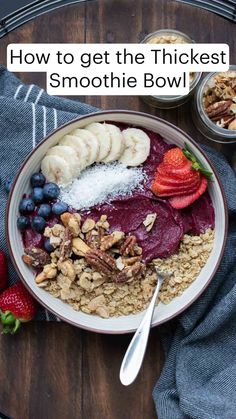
left=44, top=238, right=54, bottom=253
left=31, top=216, right=46, bottom=233
left=43, top=183, right=60, bottom=201
left=52, top=201, right=68, bottom=215
left=17, top=215, right=30, bottom=231
left=30, top=172, right=46, bottom=188
left=19, top=198, right=35, bottom=214
left=32, top=187, right=44, bottom=204
left=4, top=178, right=13, bottom=194
left=38, top=203, right=51, bottom=219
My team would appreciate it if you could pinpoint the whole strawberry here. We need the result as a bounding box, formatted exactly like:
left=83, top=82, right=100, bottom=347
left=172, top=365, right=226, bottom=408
left=0, top=251, right=8, bottom=291
left=0, top=282, right=37, bottom=333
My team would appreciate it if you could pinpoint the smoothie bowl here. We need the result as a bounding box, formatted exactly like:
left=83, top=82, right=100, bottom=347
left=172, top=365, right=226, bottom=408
left=7, top=111, right=227, bottom=333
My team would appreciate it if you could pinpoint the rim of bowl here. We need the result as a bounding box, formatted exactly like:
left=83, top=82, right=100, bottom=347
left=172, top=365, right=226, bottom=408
left=6, top=110, right=228, bottom=334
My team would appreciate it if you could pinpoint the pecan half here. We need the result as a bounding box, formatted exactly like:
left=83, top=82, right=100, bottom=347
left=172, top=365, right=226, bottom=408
left=211, top=111, right=232, bottom=121
left=205, top=100, right=232, bottom=118
left=120, top=235, right=137, bottom=256
left=22, top=247, right=51, bottom=268
left=85, top=249, right=116, bottom=275
left=115, top=261, right=146, bottom=283
left=100, top=231, right=125, bottom=251
left=59, top=227, right=72, bottom=261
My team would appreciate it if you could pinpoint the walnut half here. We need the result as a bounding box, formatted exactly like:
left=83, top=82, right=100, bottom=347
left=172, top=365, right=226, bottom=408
left=100, top=231, right=124, bottom=251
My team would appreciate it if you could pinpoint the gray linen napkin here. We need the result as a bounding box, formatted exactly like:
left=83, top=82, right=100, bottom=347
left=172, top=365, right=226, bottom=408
left=0, top=64, right=98, bottom=320
left=153, top=148, right=236, bottom=418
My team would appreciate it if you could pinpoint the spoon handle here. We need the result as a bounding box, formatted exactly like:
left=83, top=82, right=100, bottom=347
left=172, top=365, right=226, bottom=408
left=119, top=276, right=163, bottom=386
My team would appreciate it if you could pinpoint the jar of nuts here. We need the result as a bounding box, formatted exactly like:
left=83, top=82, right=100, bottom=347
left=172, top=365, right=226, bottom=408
left=140, top=29, right=202, bottom=109
left=192, top=66, right=236, bottom=143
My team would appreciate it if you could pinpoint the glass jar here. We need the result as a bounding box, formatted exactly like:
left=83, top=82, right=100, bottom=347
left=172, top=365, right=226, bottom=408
left=192, top=66, right=236, bottom=144
left=140, top=29, right=202, bottom=109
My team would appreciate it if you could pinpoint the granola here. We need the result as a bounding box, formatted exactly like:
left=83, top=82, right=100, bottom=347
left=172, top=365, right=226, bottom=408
left=154, top=229, right=214, bottom=304
left=24, top=211, right=214, bottom=318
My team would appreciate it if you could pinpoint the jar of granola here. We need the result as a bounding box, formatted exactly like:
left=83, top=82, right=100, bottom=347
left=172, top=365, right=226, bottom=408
left=140, top=29, right=202, bottom=109
left=192, top=66, right=236, bottom=143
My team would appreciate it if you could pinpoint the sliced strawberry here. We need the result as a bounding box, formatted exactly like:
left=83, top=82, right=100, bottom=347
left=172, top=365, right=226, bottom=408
left=156, top=171, right=200, bottom=188
left=163, top=148, right=188, bottom=167
left=169, top=177, right=208, bottom=209
left=157, top=161, right=192, bottom=178
left=152, top=180, right=200, bottom=197
left=152, top=146, right=209, bottom=206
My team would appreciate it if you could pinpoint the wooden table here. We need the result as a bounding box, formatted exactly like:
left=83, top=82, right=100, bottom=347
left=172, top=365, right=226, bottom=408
left=0, top=1, right=235, bottom=418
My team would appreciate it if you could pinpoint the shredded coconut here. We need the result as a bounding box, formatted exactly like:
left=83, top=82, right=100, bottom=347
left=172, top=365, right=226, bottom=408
left=60, top=162, right=145, bottom=210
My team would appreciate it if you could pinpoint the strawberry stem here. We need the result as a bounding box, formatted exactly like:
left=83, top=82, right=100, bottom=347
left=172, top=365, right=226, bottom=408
left=183, top=143, right=213, bottom=179
left=0, top=310, right=21, bottom=334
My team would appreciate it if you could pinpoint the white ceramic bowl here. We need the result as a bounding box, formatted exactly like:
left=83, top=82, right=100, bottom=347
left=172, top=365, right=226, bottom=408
left=7, top=111, right=228, bottom=334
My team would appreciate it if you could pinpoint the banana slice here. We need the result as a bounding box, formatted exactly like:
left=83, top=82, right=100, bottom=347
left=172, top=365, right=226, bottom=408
left=59, top=135, right=89, bottom=170
left=102, top=124, right=124, bottom=163
left=86, top=122, right=111, bottom=162
left=46, top=145, right=81, bottom=178
left=119, top=128, right=150, bottom=166
left=71, top=129, right=99, bottom=165
left=41, top=155, right=73, bottom=186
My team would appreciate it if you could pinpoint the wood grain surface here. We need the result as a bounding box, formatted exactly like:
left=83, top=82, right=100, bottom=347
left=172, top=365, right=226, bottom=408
left=0, top=1, right=235, bottom=418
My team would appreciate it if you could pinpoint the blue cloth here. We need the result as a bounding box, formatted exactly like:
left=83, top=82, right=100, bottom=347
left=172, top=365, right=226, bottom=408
left=0, top=65, right=98, bottom=320
left=153, top=147, right=236, bottom=418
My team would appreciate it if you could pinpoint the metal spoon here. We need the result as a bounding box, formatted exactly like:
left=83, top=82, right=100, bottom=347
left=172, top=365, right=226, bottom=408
left=119, top=269, right=168, bottom=386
